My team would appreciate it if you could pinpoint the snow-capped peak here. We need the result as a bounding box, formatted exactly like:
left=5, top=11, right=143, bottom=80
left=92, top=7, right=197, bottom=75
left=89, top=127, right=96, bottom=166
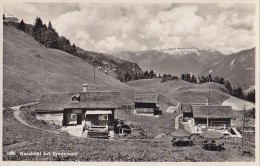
left=159, top=48, right=201, bottom=56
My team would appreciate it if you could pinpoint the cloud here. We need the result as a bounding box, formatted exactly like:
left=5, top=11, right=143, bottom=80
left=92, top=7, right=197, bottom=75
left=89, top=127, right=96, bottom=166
left=3, top=2, right=79, bottom=24
left=3, top=2, right=256, bottom=54
left=218, top=3, right=236, bottom=9
left=96, top=36, right=124, bottom=53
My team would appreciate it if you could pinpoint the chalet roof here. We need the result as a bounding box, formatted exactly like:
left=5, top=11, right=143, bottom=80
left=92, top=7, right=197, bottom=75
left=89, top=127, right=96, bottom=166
left=181, top=103, right=192, bottom=113
left=35, top=91, right=121, bottom=112
left=192, top=105, right=233, bottom=119
left=134, top=94, right=159, bottom=103
left=171, top=129, right=192, bottom=138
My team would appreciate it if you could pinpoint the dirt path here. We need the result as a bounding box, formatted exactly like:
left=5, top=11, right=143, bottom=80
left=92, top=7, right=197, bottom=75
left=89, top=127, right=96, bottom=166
left=167, top=85, right=184, bottom=97
left=175, top=114, right=183, bottom=130
left=10, top=102, right=60, bottom=134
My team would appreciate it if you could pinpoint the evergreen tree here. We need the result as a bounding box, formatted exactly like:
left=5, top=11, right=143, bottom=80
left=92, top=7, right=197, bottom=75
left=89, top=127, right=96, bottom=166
left=245, top=89, right=255, bottom=103
left=149, top=70, right=155, bottom=78
left=144, top=70, right=149, bottom=79
left=199, top=75, right=207, bottom=83
left=32, top=17, right=44, bottom=42
left=219, top=77, right=225, bottom=84
left=124, top=72, right=131, bottom=82
left=181, top=74, right=185, bottom=80
left=158, top=74, right=162, bottom=78
left=207, top=74, right=212, bottom=82
left=191, top=75, right=197, bottom=83
left=43, top=24, right=47, bottom=30
left=18, top=19, right=26, bottom=32
left=213, top=76, right=220, bottom=83
left=3, top=14, right=5, bottom=21
left=232, top=86, right=244, bottom=99
left=48, top=21, right=53, bottom=30
left=71, top=43, right=78, bottom=55
left=225, top=80, right=232, bottom=93
left=133, top=72, right=138, bottom=80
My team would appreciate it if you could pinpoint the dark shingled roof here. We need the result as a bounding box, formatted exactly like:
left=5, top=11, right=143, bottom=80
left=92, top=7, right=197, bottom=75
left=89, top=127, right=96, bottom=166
left=134, top=94, right=159, bottom=103
left=192, top=105, right=233, bottom=119
left=171, top=129, right=192, bottom=138
left=181, top=103, right=192, bottom=113
left=35, top=91, right=121, bottom=112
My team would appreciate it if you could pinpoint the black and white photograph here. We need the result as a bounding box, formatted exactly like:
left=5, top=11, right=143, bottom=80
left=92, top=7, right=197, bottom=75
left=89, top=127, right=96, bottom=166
left=1, top=0, right=259, bottom=164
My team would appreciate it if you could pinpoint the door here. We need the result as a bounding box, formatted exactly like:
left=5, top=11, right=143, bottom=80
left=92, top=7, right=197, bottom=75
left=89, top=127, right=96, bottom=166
left=77, top=113, right=82, bottom=125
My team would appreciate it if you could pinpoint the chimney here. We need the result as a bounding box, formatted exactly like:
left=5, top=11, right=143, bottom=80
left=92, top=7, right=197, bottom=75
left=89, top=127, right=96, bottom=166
left=205, top=99, right=208, bottom=106
left=83, top=84, right=88, bottom=92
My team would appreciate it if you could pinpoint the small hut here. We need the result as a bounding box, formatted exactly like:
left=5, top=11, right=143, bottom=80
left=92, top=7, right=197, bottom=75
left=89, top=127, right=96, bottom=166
left=171, top=129, right=193, bottom=146
left=133, top=94, right=160, bottom=116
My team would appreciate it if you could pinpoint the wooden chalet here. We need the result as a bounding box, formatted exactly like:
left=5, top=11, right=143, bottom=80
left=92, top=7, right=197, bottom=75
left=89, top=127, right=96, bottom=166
left=133, top=94, right=159, bottom=115
left=192, top=105, right=233, bottom=129
left=35, top=89, right=121, bottom=132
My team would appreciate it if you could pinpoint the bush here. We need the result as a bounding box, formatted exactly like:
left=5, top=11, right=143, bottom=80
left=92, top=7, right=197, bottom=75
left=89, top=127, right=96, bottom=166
left=161, top=74, right=178, bottom=83
left=3, top=107, right=14, bottom=118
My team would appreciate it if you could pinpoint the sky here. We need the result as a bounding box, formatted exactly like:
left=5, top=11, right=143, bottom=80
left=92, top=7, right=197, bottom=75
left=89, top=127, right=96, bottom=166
left=3, top=2, right=257, bottom=54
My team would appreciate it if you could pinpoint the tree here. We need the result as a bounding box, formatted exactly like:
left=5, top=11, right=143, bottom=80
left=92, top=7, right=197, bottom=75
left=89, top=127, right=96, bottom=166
left=144, top=70, right=149, bottom=79
left=158, top=74, right=162, bottom=78
left=181, top=74, right=185, bottom=80
left=245, top=89, right=255, bottom=103
left=48, top=21, right=53, bottom=30
left=232, top=86, right=244, bottom=99
left=225, top=80, right=232, bottom=93
left=71, top=43, right=78, bottom=55
left=191, top=75, right=197, bottom=83
left=207, top=74, right=212, bottom=82
left=3, top=14, right=5, bottom=21
left=199, top=75, right=207, bottom=83
left=219, top=77, right=225, bottom=84
left=213, top=76, right=220, bottom=83
left=32, top=17, right=44, bottom=42
left=18, top=19, right=26, bottom=32
left=43, top=24, right=47, bottom=30
left=149, top=70, right=156, bottom=78
left=124, top=71, right=132, bottom=82
left=58, top=36, right=73, bottom=53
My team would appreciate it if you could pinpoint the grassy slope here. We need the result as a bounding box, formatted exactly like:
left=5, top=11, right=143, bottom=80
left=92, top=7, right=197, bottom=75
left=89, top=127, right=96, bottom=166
left=127, top=79, right=230, bottom=105
left=3, top=108, right=254, bottom=161
left=3, top=25, right=178, bottom=108
left=3, top=25, right=130, bottom=107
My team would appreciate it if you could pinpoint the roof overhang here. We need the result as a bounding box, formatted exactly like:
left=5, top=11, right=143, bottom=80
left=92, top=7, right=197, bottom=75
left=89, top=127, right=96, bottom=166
left=85, top=110, right=112, bottom=115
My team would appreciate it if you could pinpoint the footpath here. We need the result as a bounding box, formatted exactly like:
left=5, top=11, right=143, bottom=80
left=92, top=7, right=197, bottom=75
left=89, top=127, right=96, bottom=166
left=8, top=102, right=60, bottom=134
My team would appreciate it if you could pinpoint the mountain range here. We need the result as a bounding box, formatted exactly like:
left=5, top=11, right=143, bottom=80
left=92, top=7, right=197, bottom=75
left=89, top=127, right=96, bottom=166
left=115, top=48, right=224, bottom=76
left=115, top=47, right=255, bottom=90
left=199, top=47, right=255, bottom=91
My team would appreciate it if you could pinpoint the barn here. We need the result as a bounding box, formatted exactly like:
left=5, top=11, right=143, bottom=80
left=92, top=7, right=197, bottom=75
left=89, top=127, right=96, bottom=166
left=133, top=94, right=160, bottom=115
left=35, top=86, right=121, bottom=132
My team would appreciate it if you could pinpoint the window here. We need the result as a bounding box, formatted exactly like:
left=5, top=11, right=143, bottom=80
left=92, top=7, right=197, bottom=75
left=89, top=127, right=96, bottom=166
left=71, top=93, right=81, bottom=102
left=98, top=114, right=108, bottom=120
left=71, top=114, right=76, bottom=119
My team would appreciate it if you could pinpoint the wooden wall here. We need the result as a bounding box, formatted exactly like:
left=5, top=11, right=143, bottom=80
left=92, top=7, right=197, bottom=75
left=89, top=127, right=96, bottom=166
left=85, top=114, right=114, bottom=127
left=135, top=103, right=156, bottom=108
left=64, top=109, right=83, bottom=125
left=36, top=112, right=63, bottom=127
left=194, top=118, right=231, bottom=127
left=134, top=108, right=154, bottom=114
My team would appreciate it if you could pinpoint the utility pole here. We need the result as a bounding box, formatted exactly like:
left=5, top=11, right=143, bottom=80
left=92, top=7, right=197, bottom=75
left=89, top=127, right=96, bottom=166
left=94, top=65, right=96, bottom=79
left=241, top=105, right=246, bottom=155
left=206, top=74, right=210, bottom=129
